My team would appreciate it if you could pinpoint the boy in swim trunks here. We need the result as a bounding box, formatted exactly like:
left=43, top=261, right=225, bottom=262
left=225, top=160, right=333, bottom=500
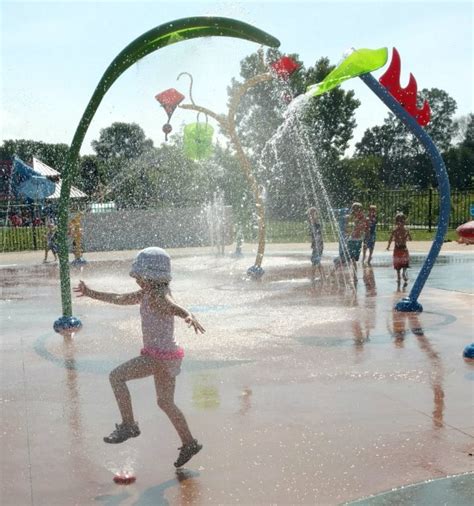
left=386, top=213, right=412, bottom=287
left=347, top=202, right=366, bottom=274
left=362, top=205, right=377, bottom=266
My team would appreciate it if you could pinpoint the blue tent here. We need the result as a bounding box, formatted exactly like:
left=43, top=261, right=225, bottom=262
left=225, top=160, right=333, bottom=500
left=11, top=156, right=56, bottom=201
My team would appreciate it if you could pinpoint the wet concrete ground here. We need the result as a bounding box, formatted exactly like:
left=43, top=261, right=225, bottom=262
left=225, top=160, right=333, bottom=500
left=1, top=247, right=473, bottom=505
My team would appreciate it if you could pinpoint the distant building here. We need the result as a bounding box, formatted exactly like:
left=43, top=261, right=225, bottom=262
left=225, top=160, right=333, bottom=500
left=32, top=158, right=87, bottom=200
left=0, top=157, right=87, bottom=202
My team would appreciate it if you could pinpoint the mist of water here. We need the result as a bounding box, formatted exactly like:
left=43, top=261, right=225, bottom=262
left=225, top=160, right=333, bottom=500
left=259, top=93, right=356, bottom=290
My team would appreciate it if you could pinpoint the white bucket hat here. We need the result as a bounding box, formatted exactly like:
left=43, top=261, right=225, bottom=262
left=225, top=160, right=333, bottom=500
left=130, top=247, right=171, bottom=282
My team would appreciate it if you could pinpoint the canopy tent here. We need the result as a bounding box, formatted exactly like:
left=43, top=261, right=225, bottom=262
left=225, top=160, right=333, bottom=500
left=1, top=157, right=88, bottom=202
left=11, top=156, right=55, bottom=201
left=32, top=158, right=87, bottom=200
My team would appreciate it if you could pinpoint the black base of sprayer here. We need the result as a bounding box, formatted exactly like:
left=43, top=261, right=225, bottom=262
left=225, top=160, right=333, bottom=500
left=395, top=297, right=423, bottom=313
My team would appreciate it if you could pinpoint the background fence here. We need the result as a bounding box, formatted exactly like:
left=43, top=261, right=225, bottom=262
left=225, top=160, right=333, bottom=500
left=351, top=187, right=472, bottom=232
left=252, top=187, right=473, bottom=243
left=1, top=188, right=473, bottom=252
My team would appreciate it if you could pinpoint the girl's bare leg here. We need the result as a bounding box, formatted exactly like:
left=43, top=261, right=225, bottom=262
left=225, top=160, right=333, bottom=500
left=109, top=355, right=158, bottom=425
left=368, top=247, right=374, bottom=265
left=154, top=367, right=194, bottom=445
left=318, top=264, right=326, bottom=283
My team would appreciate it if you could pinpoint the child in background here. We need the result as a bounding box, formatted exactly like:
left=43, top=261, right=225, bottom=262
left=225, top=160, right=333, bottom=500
left=347, top=203, right=366, bottom=273
left=307, top=207, right=324, bottom=281
left=44, top=222, right=58, bottom=263
left=74, top=247, right=205, bottom=468
left=362, top=205, right=377, bottom=266
left=332, top=209, right=349, bottom=270
left=386, top=213, right=412, bottom=286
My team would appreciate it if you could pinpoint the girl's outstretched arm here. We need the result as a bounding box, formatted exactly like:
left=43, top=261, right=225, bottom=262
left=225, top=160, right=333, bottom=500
left=162, top=293, right=206, bottom=334
left=74, top=280, right=142, bottom=305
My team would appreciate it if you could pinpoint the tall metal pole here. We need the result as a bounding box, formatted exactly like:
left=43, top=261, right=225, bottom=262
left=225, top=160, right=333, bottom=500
left=53, top=17, right=280, bottom=335
left=181, top=73, right=274, bottom=277
left=360, top=73, right=451, bottom=312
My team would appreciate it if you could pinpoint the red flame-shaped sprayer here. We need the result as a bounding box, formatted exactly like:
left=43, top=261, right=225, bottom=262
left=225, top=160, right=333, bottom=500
left=379, top=48, right=431, bottom=126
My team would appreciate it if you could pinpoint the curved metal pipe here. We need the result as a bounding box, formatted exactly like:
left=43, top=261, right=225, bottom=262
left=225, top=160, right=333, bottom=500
left=359, top=73, right=451, bottom=312
left=56, top=17, right=280, bottom=321
left=177, top=71, right=196, bottom=105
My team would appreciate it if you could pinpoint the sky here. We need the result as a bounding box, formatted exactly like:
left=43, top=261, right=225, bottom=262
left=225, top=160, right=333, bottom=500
left=1, top=0, right=473, bottom=157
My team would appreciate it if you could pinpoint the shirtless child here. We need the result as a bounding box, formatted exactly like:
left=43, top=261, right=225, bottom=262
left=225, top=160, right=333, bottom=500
left=386, top=212, right=412, bottom=287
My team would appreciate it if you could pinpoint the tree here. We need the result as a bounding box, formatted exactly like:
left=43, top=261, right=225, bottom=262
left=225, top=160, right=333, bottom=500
left=228, top=48, right=297, bottom=157
left=416, top=88, right=457, bottom=153
left=452, top=113, right=473, bottom=146
left=227, top=50, right=360, bottom=217
left=0, top=139, right=69, bottom=170
left=300, top=58, right=359, bottom=159
left=355, top=88, right=459, bottom=189
left=76, top=155, right=105, bottom=200
left=229, top=51, right=360, bottom=160
left=443, top=146, right=474, bottom=189
left=91, top=122, right=154, bottom=184
left=91, top=122, right=154, bottom=162
left=444, top=113, right=474, bottom=189
left=461, top=113, right=474, bottom=149
left=109, top=133, right=213, bottom=210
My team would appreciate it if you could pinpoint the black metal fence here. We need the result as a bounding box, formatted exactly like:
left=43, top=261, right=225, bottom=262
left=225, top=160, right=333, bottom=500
left=351, top=187, right=473, bottom=231
left=0, top=201, right=82, bottom=252
left=261, top=188, right=473, bottom=243
left=1, top=189, right=473, bottom=252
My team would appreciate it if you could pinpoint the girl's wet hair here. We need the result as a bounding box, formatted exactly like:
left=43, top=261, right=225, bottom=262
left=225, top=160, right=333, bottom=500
left=395, top=212, right=406, bottom=224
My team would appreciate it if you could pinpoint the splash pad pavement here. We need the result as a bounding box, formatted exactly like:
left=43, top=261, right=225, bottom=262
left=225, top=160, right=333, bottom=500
left=1, top=243, right=473, bottom=505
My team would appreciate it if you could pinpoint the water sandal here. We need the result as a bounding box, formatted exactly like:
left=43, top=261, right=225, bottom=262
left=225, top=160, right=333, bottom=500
left=174, top=439, right=202, bottom=468
left=103, top=422, right=140, bottom=444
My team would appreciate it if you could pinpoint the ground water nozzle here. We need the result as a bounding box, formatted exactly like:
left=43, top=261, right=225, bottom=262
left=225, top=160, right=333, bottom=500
left=53, top=316, right=83, bottom=337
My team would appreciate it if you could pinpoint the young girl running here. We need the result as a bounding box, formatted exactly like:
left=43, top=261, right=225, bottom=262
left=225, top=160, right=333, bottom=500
left=74, top=247, right=205, bottom=468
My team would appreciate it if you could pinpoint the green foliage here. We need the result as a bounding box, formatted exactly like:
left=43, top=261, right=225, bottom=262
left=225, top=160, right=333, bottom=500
left=461, top=113, right=474, bottom=149
left=90, top=122, right=156, bottom=206
left=233, top=50, right=360, bottom=158
left=340, top=156, right=385, bottom=194
left=203, top=143, right=254, bottom=228
left=0, top=139, right=69, bottom=171
left=110, top=137, right=214, bottom=209
left=300, top=58, right=360, bottom=158
left=419, top=88, right=458, bottom=153
left=3, top=48, right=471, bottom=231
left=76, top=155, right=105, bottom=201
left=444, top=146, right=474, bottom=188
left=229, top=48, right=294, bottom=155
left=92, top=122, right=154, bottom=162
left=354, top=87, right=471, bottom=190
left=227, top=50, right=360, bottom=221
